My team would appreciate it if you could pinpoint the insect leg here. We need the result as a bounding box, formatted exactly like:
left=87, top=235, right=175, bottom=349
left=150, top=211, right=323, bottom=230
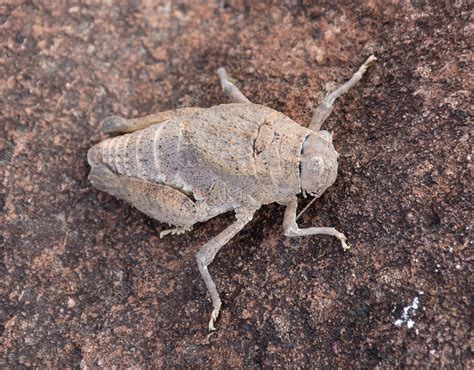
left=196, top=208, right=255, bottom=331
left=216, top=67, right=251, bottom=103
left=282, top=196, right=350, bottom=251
left=159, top=225, right=193, bottom=238
left=308, top=55, right=377, bottom=131
left=89, top=164, right=197, bottom=227
left=100, top=107, right=204, bottom=134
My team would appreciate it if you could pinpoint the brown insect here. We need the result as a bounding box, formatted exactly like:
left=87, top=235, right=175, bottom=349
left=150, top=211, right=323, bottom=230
left=87, top=55, right=377, bottom=330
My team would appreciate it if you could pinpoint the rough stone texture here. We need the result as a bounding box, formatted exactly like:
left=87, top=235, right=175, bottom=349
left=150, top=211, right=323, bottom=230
left=1, top=1, right=471, bottom=367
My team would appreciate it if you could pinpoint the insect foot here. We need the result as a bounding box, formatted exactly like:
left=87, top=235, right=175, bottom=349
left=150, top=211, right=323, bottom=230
left=88, top=54, right=376, bottom=330
left=159, top=226, right=193, bottom=238
left=336, top=232, right=350, bottom=251
left=209, top=302, right=222, bottom=332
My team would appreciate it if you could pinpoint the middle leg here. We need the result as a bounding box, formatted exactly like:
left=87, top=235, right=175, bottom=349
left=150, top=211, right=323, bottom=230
left=196, top=208, right=255, bottom=331
left=216, top=67, right=251, bottom=103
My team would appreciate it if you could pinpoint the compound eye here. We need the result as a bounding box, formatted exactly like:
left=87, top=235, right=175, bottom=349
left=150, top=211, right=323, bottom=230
left=318, top=130, right=333, bottom=142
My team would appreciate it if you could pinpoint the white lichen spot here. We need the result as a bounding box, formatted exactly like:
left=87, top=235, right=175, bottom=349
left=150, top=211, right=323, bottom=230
left=67, top=297, right=76, bottom=308
left=394, top=296, right=420, bottom=329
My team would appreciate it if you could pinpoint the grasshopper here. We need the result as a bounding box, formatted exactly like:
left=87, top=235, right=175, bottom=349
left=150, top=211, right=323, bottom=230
left=88, top=55, right=377, bottom=330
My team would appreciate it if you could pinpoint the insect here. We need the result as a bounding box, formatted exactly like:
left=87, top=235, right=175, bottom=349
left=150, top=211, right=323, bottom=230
left=87, top=55, right=377, bottom=330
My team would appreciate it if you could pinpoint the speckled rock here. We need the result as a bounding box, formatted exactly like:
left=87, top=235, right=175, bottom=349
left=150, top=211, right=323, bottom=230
left=1, top=1, right=471, bottom=367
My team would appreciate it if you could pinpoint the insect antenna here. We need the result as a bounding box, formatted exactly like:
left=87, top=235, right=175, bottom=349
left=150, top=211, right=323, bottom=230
left=296, top=196, right=317, bottom=220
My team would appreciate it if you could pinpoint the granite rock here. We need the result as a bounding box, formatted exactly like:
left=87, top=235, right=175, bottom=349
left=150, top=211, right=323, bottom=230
left=1, top=1, right=471, bottom=367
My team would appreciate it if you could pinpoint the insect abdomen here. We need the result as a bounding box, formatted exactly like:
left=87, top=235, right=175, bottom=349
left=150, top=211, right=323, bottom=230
left=87, top=122, right=181, bottom=186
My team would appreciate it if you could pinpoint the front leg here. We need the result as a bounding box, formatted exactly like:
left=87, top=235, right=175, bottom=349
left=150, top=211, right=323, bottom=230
left=283, top=196, right=349, bottom=251
left=196, top=208, right=255, bottom=331
left=308, top=55, right=377, bottom=131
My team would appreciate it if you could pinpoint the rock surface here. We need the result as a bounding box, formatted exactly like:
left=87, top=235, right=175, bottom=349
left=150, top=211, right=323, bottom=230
left=1, top=1, right=471, bottom=367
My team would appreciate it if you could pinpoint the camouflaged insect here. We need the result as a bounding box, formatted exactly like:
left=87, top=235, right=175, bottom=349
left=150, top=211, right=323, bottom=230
left=88, top=55, right=377, bottom=330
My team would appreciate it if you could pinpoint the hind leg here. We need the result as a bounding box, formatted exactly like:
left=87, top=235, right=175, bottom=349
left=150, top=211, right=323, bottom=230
left=159, top=225, right=193, bottom=238
left=100, top=107, right=204, bottom=134
left=89, top=164, right=197, bottom=229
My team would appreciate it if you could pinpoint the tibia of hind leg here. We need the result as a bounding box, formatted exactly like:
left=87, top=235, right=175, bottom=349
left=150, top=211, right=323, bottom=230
left=89, top=164, right=123, bottom=197
left=100, top=116, right=128, bottom=134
